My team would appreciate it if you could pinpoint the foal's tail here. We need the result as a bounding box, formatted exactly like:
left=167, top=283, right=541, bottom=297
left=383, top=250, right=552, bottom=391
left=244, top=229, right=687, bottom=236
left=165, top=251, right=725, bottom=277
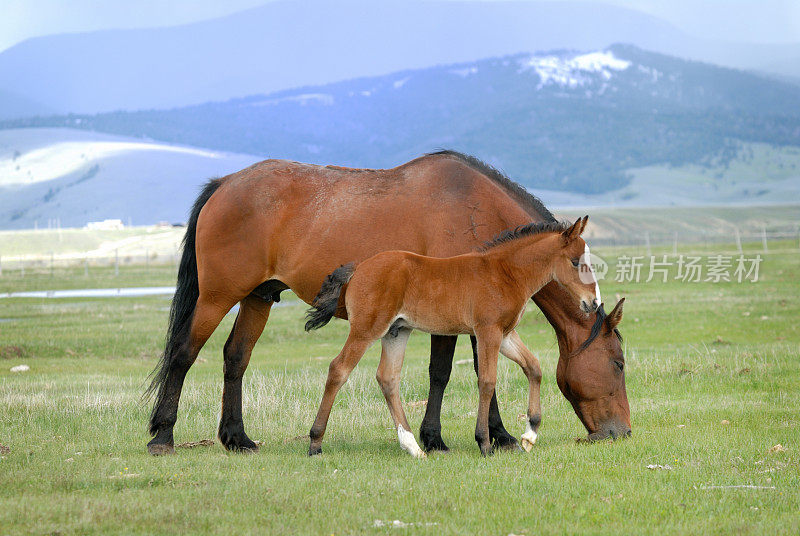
left=305, top=263, right=355, bottom=331
left=144, top=178, right=223, bottom=427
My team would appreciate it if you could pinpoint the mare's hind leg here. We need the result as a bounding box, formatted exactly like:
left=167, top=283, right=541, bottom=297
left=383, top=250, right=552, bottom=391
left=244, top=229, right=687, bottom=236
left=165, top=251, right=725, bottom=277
left=470, top=335, right=519, bottom=451
left=376, top=328, right=425, bottom=458
left=499, top=330, right=543, bottom=452
left=308, top=334, right=373, bottom=456
left=148, top=295, right=235, bottom=455
left=218, top=295, right=272, bottom=452
left=420, top=335, right=457, bottom=452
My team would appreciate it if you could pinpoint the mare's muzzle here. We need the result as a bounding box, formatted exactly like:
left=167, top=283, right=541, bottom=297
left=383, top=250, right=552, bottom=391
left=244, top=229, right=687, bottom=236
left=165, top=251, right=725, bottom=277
left=585, top=419, right=632, bottom=441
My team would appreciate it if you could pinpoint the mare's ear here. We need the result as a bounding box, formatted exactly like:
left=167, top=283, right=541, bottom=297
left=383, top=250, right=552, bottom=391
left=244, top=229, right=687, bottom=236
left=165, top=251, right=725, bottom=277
left=561, top=218, right=584, bottom=243
left=605, top=298, right=624, bottom=331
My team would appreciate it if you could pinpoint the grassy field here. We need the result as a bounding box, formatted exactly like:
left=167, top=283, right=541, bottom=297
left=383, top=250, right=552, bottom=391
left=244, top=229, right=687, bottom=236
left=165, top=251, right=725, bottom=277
left=1, top=240, right=798, bottom=535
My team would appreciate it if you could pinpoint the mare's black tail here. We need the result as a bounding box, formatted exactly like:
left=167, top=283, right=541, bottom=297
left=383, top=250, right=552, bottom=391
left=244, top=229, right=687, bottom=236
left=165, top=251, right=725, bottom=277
left=304, top=263, right=355, bottom=331
left=144, top=178, right=223, bottom=434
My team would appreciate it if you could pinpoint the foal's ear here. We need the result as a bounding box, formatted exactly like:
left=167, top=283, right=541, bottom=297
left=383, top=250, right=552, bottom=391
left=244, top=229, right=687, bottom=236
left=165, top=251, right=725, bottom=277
left=579, top=215, right=589, bottom=235
left=605, top=298, right=624, bottom=330
left=561, top=216, right=587, bottom=243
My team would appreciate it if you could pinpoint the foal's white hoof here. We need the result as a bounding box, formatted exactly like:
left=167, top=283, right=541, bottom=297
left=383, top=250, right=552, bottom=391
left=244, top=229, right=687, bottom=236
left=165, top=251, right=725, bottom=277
left=397, top=424, right=426, bottom=459
left=520, top=429, right=538, bottom=452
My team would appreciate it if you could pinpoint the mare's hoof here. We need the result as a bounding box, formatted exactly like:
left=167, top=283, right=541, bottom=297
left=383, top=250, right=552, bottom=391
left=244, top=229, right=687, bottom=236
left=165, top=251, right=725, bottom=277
left=147, top=442, right=175, bottom=456
left=420, top=429, right=450, bottom=452
left=229, top=442, right=259, bottom=454
left=308, top=445, right=322, bottom=456
left=492, top=436, right=520, bottom=452
left=423, top=439, right=450, bottom=453
left=220, top=434, right=260, bottom=453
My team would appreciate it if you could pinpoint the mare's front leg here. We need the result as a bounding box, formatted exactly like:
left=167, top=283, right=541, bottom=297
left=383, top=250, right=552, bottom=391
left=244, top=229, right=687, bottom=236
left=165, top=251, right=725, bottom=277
left=473, top=327, right=503, bottom=457
left=376, top=328, right=425, bottom=458
left=470, top=336, right=519, bottom=451
left=420, top=335, right=457, bottom=452
left=499, top=330, right=543, bottom=452
left=308, top=334, right=372, bottom=456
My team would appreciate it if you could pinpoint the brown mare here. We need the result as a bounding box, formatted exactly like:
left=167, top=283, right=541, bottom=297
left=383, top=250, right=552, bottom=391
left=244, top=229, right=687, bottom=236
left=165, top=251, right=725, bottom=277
left=146, top=151, right=630, bottom=456
left=304, top=218, right=598, bottom=457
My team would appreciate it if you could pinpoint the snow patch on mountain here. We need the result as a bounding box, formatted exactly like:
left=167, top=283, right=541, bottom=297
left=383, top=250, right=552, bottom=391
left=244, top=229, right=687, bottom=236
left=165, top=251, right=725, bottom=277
left=519, top=50, right=631, bottom=89
left=250, top=93, right=334, bottom=107
left=450, top=66, right=478, bottom=78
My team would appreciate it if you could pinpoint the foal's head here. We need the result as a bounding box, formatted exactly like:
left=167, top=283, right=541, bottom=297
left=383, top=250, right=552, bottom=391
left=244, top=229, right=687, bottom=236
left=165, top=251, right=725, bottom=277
left=550, top=216, right=599, bottom=314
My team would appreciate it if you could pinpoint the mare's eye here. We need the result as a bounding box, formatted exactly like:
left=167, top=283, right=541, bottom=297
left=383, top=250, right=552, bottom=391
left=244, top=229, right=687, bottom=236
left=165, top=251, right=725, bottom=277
left=571, top=258, right=580, bottom=268
left=613, top=360, right=624, bottom=372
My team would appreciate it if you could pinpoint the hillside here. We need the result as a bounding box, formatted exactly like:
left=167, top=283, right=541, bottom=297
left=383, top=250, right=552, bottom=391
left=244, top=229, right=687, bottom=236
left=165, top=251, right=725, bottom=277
left=8, top=45, right=800, bottom=195
left=0, top=128, right=262, bottom=229
left=1, top=0, right=799, bottom=116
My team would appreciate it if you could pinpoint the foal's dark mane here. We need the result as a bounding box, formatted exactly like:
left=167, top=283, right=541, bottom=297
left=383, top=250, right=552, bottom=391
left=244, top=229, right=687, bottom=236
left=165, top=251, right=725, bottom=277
left=427, top=150, right=556, bottom=222
left=478, top=220, right=572, bottom=252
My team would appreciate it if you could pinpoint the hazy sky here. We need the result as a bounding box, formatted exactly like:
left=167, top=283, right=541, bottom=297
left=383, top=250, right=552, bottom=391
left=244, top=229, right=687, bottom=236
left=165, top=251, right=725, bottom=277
left=1, top=0, right=798, bottom=52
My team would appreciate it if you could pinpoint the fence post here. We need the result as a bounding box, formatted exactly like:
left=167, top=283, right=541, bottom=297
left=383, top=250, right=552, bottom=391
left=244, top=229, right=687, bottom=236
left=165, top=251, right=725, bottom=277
left=734, top=227, right=742, bottom=253
left=761, top=225, right=768, bottom=253
left=115, top=249, right=119, bottom=276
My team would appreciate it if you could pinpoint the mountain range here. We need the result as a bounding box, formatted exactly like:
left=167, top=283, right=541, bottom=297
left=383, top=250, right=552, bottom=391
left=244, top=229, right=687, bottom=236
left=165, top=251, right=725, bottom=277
left=7, top=44, right=800, bottom=195
left=1, top=0, right=799, bottom=118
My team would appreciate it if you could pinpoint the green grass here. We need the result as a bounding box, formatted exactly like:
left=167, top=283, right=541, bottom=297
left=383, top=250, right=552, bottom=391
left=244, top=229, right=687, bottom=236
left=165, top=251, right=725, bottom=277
left=1, top=242, right=798, bottom=535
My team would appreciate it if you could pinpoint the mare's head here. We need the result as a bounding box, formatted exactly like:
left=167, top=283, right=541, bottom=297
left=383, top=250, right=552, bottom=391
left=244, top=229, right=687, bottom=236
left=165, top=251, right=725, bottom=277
left=551, top=216, right=599, bottom=314
left=558, top=298, right=630, bottom=441
left=549, top=217, right=631, bottom=440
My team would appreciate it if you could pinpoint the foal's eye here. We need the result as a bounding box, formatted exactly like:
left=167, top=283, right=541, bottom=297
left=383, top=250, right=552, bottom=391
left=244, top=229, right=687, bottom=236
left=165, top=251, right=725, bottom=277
left=571, top=258, right=580, bottom=268
left=613, top=360, right=624, bottom=372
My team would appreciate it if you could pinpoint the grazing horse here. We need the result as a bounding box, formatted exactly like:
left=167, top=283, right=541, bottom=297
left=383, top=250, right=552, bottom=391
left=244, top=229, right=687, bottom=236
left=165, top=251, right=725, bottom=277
left=304, top=218, right=598, bottom=457
left=145, top=151, right=630, bottom=456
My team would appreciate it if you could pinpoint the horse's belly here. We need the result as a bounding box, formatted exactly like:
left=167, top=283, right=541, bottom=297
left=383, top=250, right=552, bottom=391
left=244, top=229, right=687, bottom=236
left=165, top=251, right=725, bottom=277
left=394, top=313, right=472, bottom=337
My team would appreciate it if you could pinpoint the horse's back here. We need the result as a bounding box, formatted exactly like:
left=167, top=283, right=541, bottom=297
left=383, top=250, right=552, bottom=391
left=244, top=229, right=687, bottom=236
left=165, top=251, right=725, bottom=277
left=193, top=154, right=532, bottom=304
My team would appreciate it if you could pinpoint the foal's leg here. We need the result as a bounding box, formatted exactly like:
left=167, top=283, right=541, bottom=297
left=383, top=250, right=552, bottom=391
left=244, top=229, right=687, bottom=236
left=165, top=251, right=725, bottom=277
left=420, top=335, right=457, bottom=452
left=500, top=330, right=543, bottom=452
left=473, top=327, right=503, bottom=457
left=376, top=328, right=425, bottom=458
left=218, top=295, right=272, bottom=452
left=309, top=333, right=373, bottom=456
left=470, top=336, right=519, bottom=450
left=148, top=295, right=235, bottom=455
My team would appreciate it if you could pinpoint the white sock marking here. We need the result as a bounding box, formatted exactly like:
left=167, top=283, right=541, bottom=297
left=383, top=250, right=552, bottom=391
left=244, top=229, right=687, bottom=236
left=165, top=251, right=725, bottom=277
left=520, top=420, right=538, bottom=452
left=397, top=425, right=426, bottom=459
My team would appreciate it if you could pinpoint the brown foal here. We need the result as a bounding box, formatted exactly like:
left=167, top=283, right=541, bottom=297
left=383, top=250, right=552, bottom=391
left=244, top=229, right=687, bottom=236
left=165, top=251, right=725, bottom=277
left=305, top=217, right=598, bottom=457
